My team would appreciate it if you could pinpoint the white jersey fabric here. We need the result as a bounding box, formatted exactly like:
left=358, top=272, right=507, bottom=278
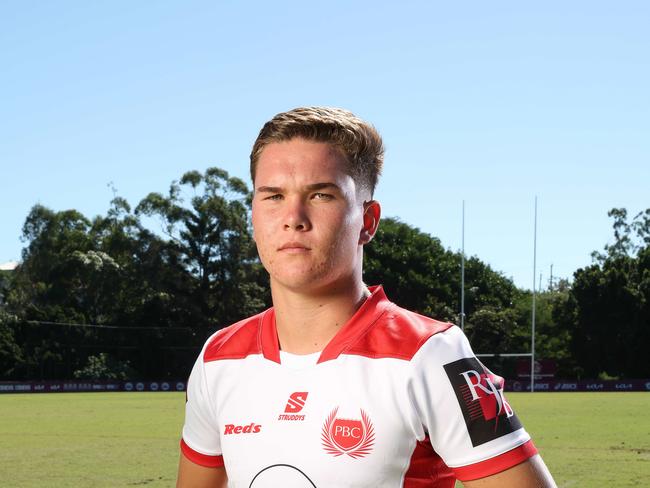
left=181, top=286, right=536, bottom=487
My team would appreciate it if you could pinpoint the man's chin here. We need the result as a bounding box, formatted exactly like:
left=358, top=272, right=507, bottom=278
left=271, top=276, right=324, bottom=293
left=270, top=272, right=358, bottom=297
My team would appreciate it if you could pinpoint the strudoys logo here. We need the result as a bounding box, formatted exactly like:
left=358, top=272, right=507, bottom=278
left=321, top=407, right=374, bottom=459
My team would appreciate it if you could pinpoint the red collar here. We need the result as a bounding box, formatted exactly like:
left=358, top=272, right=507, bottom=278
left=260, top=286, right=393, bottom=364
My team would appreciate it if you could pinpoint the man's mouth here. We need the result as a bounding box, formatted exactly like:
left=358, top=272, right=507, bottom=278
left=278, top=242, right=311, bottom=252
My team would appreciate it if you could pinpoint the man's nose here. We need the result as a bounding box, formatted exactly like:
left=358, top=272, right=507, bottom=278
left=284, top=198, right=311, bottom=231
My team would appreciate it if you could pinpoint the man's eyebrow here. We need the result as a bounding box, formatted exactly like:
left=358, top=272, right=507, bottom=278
left=256, top=186, right=283, bottom=193
left=255, top=182, right=342, bottom=193
left=305, top=182, right=341, bottom=192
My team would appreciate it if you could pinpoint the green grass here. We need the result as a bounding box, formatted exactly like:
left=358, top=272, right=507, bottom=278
left=0, top=392, right=184, bottom=487
left=0, top=392, right=648, bottom=487
left=508, top=392, right=650, bottom=487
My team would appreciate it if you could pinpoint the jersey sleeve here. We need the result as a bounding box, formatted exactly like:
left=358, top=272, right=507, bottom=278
left=408, top=326, right=537, bottom=481
left=180, top=351, right=224, bottom=468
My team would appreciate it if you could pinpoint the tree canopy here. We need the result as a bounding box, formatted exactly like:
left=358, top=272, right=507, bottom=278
left=562, top=208, right=650, bottom=378
left=1, top=168, right=647, bottom=381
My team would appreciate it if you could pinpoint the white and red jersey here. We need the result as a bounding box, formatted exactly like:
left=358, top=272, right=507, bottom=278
left=181, top=286, right=536, bottom=487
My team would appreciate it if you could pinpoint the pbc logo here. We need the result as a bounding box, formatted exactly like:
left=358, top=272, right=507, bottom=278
left=444, top=357, right=522, bottom=447
left=321, top=407, right=375, bottom=459
left=278, top=392, right=308, bottom=421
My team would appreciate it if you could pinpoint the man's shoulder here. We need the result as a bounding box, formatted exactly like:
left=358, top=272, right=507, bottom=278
left=202, top=309, right=270, bottom=363
left=344, top=301, right=457, bottom=361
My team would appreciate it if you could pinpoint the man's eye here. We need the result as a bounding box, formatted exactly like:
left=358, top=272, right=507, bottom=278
left=265, top=194, right=283, bottom=201
left=313, top=192, right=334, bottom=200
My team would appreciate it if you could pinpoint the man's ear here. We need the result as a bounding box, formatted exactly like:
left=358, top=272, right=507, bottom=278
left=359, top=200, right=381, bottom=245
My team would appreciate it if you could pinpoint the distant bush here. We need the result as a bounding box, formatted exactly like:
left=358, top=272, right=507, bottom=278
left=73, top=352, right=138, bottom=380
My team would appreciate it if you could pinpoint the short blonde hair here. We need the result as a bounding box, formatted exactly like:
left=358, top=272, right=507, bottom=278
left=250, top=107, right=384, bottom=196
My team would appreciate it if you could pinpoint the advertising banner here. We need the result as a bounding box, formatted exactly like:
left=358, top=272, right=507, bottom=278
left=506, top=379, right=650, bottom=392
left=2, top=379, right=649, bottom=393
left=0, top=380, right=186, bottom=393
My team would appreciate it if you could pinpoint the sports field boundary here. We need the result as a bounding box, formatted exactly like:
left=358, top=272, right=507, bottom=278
left=2, top=378, right=650, bottom=394
left=0, top=379, right=186, bottom=393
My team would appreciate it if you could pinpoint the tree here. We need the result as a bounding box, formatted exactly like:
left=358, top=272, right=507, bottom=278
left=0, top=311, right=24, bottom=377
left=0, top=269, right=13, bottom=308
left=7, top=201, right=141, bottom=327
left=9, top=205, right=94, bottom=323
left=364, top=218, right=522, bottom=352
left=135, top=167, right=268, bottom=330
left=88, top=195, right=185, bottom=328
left=364, top=218, right=458, bottom=321
left=512, top=288, right=573, bottom=376
left=593, top=207, right=650, bottom=262
left=3, top=167, right=270, bottom=380
left=568, top=208, right=650, bottom=378
left=73, top=353, right=137, bottom=381
left=364, top=217, right=544, bottom=379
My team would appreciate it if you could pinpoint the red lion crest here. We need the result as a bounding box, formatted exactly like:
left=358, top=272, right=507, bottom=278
left=321, top=407, right=375, bottom=459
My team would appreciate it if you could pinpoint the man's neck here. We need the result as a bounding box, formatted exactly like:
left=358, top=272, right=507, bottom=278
left=271, top=279, right=371, bottom=355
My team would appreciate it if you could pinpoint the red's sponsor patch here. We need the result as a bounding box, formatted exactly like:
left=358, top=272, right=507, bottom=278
left=223, top=422, right=262, bottom=435
left=444, top=357, right=522, bottom=447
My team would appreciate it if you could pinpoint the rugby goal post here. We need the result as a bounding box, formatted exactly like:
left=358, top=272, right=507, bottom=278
left=459, top=198, right=538, bottom=393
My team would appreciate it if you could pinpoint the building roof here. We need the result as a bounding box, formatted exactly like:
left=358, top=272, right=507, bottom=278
left=0, top=261, right=19, bottom=271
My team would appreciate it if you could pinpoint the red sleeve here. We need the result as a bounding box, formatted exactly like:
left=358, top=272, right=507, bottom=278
left=452, top=440, right=538, bottom=481
left=180, top=438, right=225, bottom=468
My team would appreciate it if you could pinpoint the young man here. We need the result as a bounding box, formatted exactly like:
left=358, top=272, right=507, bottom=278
left=177, top=107, right=557, bottom=487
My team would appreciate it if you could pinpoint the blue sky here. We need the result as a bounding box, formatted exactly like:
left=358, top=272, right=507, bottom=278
left=1, top=1, right=648, bottom=289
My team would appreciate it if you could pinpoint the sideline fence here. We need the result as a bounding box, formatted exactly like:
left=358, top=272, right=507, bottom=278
left=0, top=379, right=187, bottom=393
left=5, top=319, right=213, bottom=381
left=2, top=378, right=649, bottom=394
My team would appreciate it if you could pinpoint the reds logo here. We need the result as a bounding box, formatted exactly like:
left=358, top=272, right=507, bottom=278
left=321, top=407, right=374, bottom=459
left=444, top=357, right=522, bottom=447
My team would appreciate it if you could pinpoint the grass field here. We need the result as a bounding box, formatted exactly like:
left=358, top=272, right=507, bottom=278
left=0, top=392, right=648, bottom=487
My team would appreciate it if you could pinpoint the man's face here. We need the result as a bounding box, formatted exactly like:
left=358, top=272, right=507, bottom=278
left=252, top=138, right=369, bottom=294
